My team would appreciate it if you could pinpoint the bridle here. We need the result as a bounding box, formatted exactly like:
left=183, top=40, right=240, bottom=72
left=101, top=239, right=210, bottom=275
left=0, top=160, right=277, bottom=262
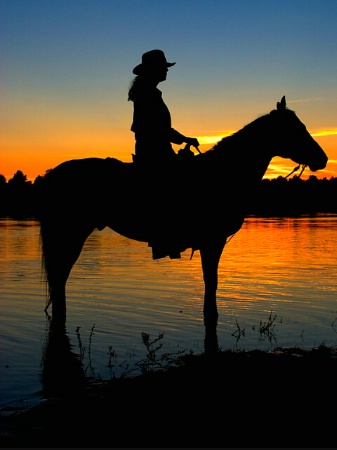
left=284, top=164, right=307, bottom=179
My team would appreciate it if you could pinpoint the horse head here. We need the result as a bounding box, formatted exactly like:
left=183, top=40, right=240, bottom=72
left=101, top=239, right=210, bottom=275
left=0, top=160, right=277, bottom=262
left=271, top=96, right=328, bottom=172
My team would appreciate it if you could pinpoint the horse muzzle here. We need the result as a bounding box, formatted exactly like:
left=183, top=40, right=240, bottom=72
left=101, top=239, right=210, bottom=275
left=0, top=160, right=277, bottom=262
left=309, top=152, right=328, bottom=172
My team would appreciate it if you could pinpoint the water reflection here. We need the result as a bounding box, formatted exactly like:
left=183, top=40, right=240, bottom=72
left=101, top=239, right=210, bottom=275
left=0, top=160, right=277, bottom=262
left=2, top=215, right=337, bottom=407
left=204, top=320, right=219, bottom=354
left=41, top=317, right=86, bottom=398
left=40, top=314, right=220, bottom=398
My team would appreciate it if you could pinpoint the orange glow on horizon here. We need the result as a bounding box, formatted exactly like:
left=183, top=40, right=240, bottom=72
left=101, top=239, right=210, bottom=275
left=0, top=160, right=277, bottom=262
left=197, top=128, right=337, bottom=144
left=2, top=129, right=336, bottom=182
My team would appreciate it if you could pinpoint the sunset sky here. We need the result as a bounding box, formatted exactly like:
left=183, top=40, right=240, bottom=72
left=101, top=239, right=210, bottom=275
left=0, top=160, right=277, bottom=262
left=2, top=0, right=337, bottom=182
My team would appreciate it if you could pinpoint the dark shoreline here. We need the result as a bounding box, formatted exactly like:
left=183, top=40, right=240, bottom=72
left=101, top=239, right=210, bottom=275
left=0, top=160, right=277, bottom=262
left=1, top=345, right=337, bottom=448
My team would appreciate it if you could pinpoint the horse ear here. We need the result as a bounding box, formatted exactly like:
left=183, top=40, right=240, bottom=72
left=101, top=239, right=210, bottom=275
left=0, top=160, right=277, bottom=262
left=277, top=96, right=286, bottom=111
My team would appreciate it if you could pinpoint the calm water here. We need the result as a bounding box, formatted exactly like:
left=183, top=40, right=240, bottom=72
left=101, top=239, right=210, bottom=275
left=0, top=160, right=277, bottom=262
left=1, top=215, right=337, bottom=410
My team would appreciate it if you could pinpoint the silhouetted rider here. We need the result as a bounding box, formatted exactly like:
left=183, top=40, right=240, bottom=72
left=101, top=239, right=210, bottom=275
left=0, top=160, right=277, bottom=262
left=128, top=49, right=199, bottom=165
left=128, top=49, right=199, bottom=259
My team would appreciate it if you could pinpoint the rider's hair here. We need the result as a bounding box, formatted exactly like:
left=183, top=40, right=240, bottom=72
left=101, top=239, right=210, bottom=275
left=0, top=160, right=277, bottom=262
left=128, top=72, right=156, bottom=102
left=128, top=76, right=141, bottom=102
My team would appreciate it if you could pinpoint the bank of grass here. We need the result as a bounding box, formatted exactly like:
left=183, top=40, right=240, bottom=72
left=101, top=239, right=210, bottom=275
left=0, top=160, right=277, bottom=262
left=1, top=342, right=337, bottom=448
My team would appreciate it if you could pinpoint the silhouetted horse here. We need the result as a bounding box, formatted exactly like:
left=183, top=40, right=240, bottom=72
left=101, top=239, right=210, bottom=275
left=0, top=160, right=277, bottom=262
left=39, top=97, right=327, bottom=324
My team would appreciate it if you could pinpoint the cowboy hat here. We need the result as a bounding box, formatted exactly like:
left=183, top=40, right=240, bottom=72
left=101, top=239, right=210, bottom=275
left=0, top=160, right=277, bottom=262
left=133, top=49, right=175, bottom=75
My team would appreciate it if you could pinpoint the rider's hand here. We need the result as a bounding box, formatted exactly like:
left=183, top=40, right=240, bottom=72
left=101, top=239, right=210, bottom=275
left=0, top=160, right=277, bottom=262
left=185, top=137, right=200, bottom=149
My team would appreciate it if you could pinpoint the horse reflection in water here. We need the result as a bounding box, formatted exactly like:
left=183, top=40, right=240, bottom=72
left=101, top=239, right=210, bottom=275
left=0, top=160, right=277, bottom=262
left=38, top=97, right=327, bottom=346
left=41, top=319, right=86, bottom=398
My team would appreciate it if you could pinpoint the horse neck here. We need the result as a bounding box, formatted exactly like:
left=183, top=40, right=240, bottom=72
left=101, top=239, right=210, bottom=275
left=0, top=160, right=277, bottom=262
left=221, top=115, right=274, bottom=181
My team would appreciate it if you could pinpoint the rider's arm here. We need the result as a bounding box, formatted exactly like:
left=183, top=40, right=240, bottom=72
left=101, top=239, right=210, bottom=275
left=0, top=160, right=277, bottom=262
left=170, top=128, right=200, bottom=149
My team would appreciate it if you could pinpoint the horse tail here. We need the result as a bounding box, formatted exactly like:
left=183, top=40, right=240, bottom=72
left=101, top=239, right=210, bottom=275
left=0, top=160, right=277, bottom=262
left=34, top=173, right=53, bottom=311
left=40, top=217, right=53, bottom=311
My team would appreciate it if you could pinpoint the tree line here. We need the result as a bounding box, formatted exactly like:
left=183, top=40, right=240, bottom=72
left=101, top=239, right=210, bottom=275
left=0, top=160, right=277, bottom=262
left=1, top=169, right=337, bottom=218
left=0, top=170, right=48, bottom=217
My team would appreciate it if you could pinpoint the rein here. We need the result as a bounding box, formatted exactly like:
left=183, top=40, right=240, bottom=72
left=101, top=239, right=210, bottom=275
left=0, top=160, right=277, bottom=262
left=284, top=164, right=307, bottom=179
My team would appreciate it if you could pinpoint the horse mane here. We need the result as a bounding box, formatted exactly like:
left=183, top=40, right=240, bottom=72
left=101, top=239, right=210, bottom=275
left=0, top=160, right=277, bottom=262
left=209, top=109, right=274, bottom=154
left=204, top=104, right=295, bottom=160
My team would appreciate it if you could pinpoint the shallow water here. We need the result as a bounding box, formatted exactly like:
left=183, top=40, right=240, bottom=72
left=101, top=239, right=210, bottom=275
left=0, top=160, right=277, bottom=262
left=1, top=215, right=337, bottom=410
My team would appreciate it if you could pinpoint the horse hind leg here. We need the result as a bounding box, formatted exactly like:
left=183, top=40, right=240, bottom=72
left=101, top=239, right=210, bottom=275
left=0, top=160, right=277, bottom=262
left=41, top=219, right=94, bottom=320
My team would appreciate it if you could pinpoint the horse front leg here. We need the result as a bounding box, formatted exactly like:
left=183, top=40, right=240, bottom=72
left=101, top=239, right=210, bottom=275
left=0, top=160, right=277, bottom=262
left=200, top=239, right=226, bottom=325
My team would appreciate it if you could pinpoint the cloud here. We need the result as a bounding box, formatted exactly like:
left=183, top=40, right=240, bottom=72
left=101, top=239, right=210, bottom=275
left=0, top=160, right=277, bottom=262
left=197, top=128, right=337, bottom=145
left=311, top=129, right=337, bottom=137
left=288, top=97, right=324, bottom=104
left=196, top=131, right=235, bottom=145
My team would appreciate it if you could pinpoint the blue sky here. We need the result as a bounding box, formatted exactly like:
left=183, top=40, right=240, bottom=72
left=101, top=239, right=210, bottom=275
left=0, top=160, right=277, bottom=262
left=2, top=0, right=337, bottom=180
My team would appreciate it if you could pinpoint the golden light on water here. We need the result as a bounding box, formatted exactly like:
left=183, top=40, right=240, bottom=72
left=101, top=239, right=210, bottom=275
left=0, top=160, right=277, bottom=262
left=2, top=215, right=337, bottom=407
left=3, top=215, right=336, bottom=313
